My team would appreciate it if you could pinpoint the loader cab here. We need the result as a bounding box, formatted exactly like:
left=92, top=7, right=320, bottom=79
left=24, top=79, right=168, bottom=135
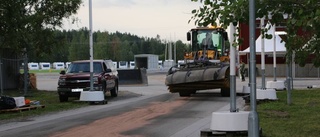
left=187, top=27, right=229, bottom=60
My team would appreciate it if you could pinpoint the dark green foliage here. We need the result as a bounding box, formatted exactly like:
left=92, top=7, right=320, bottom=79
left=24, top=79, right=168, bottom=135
left=190, top=0, right=320, bottom=67
left=0, top=0, right=82, bottom=56
left=0, top=0, right=189, bottom=62
left=61, top=29, right=188, bottom=62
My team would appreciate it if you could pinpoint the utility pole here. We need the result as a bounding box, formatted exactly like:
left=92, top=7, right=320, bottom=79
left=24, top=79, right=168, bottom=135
left=248, top=0, right=260, bottom=136
left=260, top=17, right=266, bottom=89
left=89, top=0, right=93, bottom=91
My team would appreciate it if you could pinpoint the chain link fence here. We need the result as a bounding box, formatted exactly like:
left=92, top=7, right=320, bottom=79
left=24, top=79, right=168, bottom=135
left=0, top=57, right=26, bottom=96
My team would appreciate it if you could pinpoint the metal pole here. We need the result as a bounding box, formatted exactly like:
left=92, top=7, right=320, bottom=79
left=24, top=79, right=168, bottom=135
left=174, top=42, right=177, bottom=65
left=291, top=53, right=294, bottom=90
left=273, top=24, right=277, bottom=81
left=0, top=58, right=3, bottom=96
left=169, top=42, right=172, bottom=60
left=165, top=41, right=167, bottom=61
left=23, top=49, right=28, bottom=96
left=287, top=52, right=292, bottom=105
left=292, top=52, right=296, bottom=79
left=260, top=17, right=266, bottom=89
left=318, top=67, right=319, bottom=79
left=248, top=0, right=259, bottom=136
left=229, top=23, right=237, bottom=112
left=89, top=0, right=94, bottom=91
left=174, top=34, right=177, bottom=65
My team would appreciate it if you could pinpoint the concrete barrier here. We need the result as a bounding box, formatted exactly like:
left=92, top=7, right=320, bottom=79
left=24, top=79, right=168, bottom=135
left=118, top=68, right=148, bottom=85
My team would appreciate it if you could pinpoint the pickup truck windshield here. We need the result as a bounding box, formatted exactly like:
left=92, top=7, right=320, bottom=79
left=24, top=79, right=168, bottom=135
left=67, top=62, right=103, bottom=73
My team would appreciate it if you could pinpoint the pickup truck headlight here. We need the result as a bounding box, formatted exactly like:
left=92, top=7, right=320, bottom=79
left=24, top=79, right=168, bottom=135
left=58, top=78, right=66, bottom=86
left=93, top=77, right=99, bottom=84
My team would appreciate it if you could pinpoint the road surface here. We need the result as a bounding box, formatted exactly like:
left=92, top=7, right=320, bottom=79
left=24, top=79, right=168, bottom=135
left=0, top=72, right=318, bottom=137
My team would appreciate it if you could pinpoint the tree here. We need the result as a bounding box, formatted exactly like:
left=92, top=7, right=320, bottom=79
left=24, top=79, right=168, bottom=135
left=94, top=31, right=110, bottom=59
left=175, top=40, right=188, bottom=60
left=119, top=40, right=131, bottom=61
left=68, top=28, right=90, bottom=61
left=190, top=0, right=320, bottom=67
left=0, top=0, right=82, bottom=55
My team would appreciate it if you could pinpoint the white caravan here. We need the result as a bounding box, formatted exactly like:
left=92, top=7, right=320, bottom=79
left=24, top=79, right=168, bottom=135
left=28, top=62, right=39, bottom=70
left=129, top=61, right=135, bottom=69
left=112, top=62, right=117, bottom=68
left=65, top=62, right=71, bottom=69
left=39, top=62, right=51, bottom=70
left=53, top=62, right=65, bottom=70
left=118, top=61, right=128, bottom=69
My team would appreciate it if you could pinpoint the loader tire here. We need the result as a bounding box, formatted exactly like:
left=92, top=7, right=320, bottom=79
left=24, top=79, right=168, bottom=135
left=179, top=90, right=195, bottom=97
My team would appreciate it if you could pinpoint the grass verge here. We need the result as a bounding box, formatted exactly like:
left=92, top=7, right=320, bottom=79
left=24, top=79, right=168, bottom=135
left=0, top=90, right=89, bottom=123
left=258, top=89, right=320, bottom=137
left=20, top=69, right=64, bottom=74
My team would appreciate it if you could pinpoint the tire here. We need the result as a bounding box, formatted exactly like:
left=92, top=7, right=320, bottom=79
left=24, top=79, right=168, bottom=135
left=221, top=67, right=230, bottom=97
left=179, top=92, right=191, bottom=97
left=59, top=95, right=68, bottom=102
left=221, top=88, right=230, bottom=97
left=111, top=83, right=118, bottom=97
left=179, top=90, right=194, bottom=97
left=102, top=82, right=107, bottom=96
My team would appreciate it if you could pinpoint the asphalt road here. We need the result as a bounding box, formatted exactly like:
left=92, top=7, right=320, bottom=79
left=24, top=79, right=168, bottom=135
left=0, top=72, right=319, bottom=137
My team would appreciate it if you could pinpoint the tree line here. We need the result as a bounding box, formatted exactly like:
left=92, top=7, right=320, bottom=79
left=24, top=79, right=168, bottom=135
left=28, top=28, right=190, bottom=63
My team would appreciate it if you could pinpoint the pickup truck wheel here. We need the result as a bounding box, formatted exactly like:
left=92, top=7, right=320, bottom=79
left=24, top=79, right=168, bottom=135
left=102, top=81, right=107, bottom=94
left=59, top=95, right=68, bottom=102
left=111, top=84, right=118, bottom=97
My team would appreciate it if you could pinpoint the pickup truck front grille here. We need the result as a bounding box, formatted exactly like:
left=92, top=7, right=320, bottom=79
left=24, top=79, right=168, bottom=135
left=65, top=78, right=91, bottom=87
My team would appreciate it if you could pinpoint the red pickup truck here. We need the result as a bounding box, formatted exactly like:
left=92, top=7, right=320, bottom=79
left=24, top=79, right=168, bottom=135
left=57, top=60, right=119, bottom=102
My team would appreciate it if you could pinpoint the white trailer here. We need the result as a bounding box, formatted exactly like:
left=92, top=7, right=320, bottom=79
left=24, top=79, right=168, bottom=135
left=112, top=62, right=117, bottom=68
left=129, top=61, right=135, bottom=69
left=53, top=62, right=65, bottom=70
left=28, top=62, right=39, bottom=70
left=66, top=62, right=71, bottom=69
left=118, top=61, right=128, bottom=69
left=39, top=62, right=51, bottom=70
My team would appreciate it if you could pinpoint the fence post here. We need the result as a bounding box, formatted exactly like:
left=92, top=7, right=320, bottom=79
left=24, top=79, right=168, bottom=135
left=23, top=48, right=29, bottom=96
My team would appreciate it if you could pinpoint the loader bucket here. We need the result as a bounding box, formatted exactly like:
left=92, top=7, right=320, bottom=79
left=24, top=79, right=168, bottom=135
left=118, top=68, right=148, bottom=85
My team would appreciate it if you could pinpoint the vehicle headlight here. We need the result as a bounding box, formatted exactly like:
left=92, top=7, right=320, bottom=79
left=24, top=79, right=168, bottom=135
left=58, top=78, right=66, bottom=85
left=93, top=77, right=99, bottom=84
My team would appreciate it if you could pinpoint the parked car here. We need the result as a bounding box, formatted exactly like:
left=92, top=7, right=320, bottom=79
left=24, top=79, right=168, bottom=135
left=57, top=59, right=119, bottom=102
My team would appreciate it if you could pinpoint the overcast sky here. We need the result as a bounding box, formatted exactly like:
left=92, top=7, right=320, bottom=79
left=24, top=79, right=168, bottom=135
left=62, top=0, right=202, bottom=43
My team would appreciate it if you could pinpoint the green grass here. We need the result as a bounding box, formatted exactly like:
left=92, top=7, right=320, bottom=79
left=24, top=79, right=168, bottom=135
left=0, top=90, right=89, bottom=122
left=20, top=69, right=64, bottom=74
left=258, top=89, right=320, bottom=137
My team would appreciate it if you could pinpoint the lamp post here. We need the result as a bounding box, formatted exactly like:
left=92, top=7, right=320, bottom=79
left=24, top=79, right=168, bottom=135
left=229, top=23, right=237, bottom=112
left=260, top=17, right=266, bottom=89
left=89, top=0, right=93, bottom=91
left=248, top=0, right=259, bottom=136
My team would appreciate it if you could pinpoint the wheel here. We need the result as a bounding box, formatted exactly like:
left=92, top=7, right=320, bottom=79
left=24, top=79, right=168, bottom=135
left=221, top=88, right=230, bottom=97
left=179, top=90, right=194, bottom=97
left=102, top=81, right=107, bottom=95
left=59, top=95, right=68, bottom=102
left=111, top=83, right=118, bottom=97
left=221, top=68, right=230, bottom=97
left=179, top=92, right=191, bottom=97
